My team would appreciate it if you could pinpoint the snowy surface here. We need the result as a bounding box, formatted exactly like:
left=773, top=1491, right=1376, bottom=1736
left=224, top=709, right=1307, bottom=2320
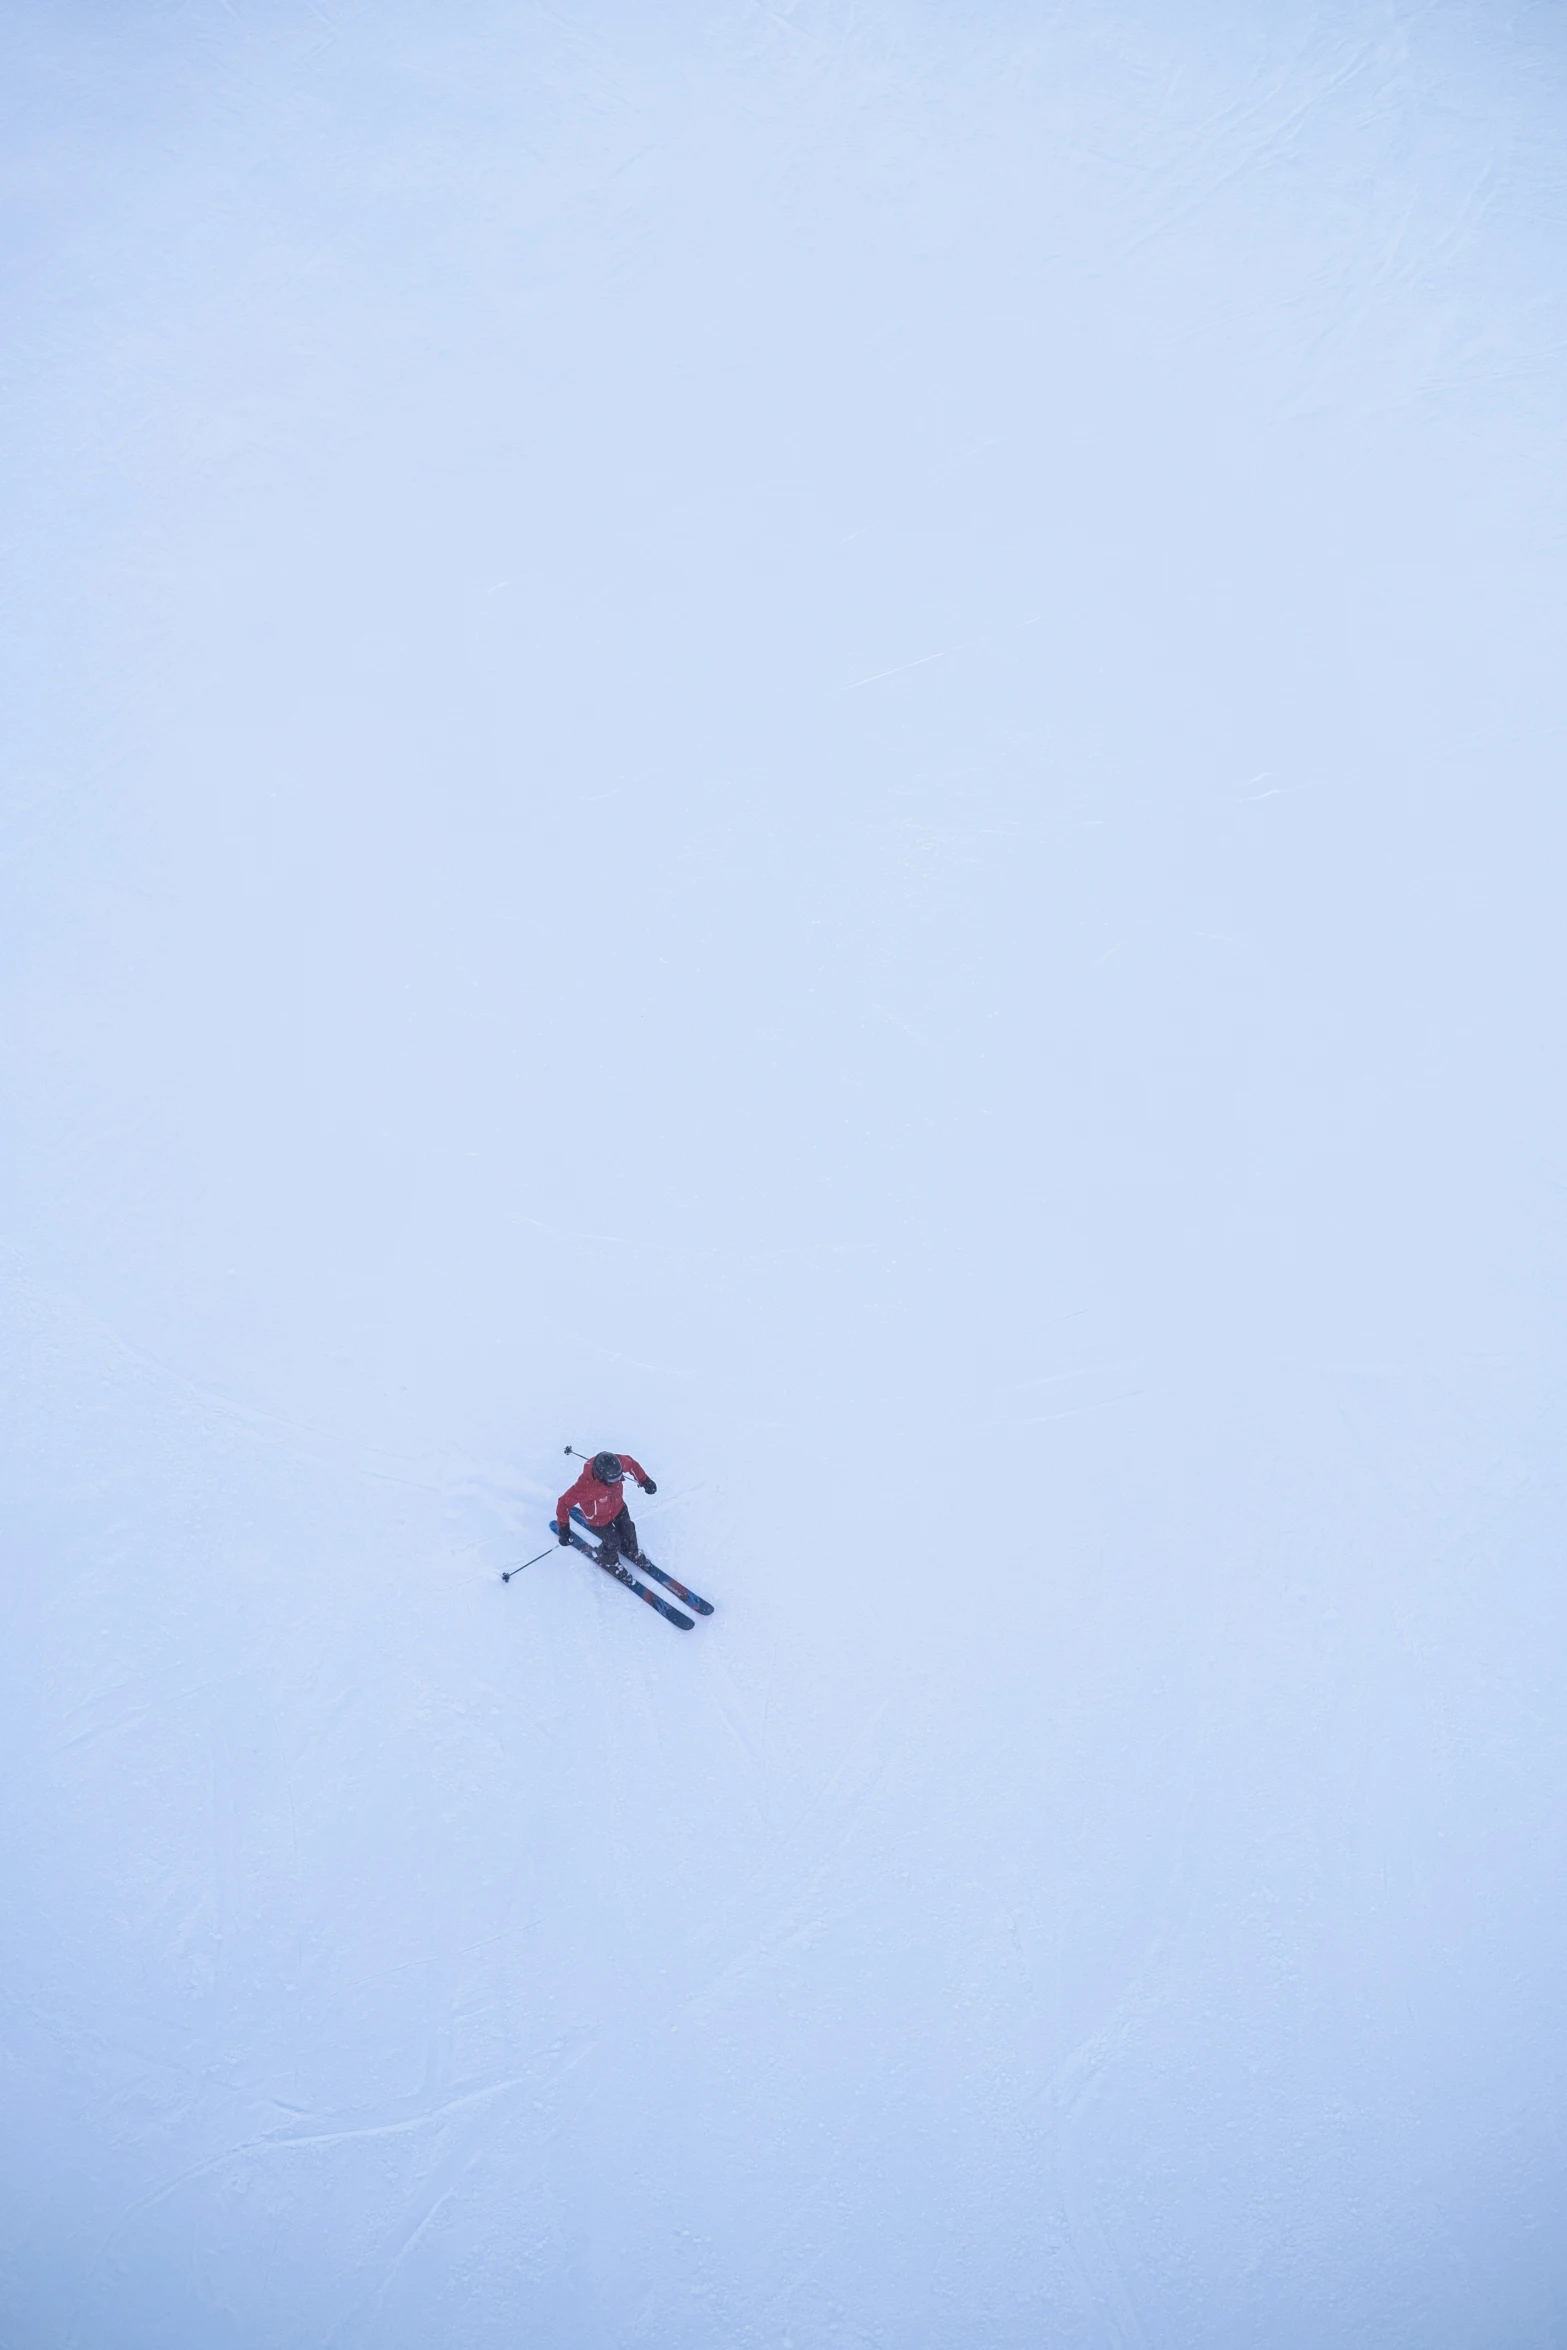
left=4, top=3, right=1567, bottom=2343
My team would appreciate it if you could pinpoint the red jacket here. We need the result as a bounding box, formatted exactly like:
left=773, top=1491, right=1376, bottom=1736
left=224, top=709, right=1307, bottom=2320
left=558, top=1453, right=650, bottom=1532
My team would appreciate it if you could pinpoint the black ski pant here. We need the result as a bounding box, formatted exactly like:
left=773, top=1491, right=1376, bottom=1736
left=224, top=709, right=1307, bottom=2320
left=587, top=1504, right=638, bottom=1563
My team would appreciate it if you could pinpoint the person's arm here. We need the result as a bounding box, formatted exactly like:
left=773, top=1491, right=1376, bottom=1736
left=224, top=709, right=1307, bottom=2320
left=620, top=1453, right=655, bottom=1493
left=557, top=1468, right=585, bottom=1536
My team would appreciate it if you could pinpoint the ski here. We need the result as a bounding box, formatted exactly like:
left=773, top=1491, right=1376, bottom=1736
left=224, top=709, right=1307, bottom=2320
left=630, top=1555, right=714, bottom=1615
left=568, top=1506, right=713, bottom=1615
left=550, top=1522, right=694, bottom=1630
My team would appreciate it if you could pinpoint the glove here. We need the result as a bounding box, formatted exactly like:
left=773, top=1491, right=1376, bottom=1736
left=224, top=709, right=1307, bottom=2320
left=557, top=1526, right=572, bottom=1545
left=640, top=1478, right=657, bottom=1495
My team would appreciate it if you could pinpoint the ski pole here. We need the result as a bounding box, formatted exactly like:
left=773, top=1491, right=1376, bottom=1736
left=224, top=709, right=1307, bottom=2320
left=501, top=1546, right=554, bottom=1584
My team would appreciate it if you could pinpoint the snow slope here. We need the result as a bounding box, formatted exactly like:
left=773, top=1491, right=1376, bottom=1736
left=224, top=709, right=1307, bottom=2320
left=3, top=3, right=1567, bottom=2343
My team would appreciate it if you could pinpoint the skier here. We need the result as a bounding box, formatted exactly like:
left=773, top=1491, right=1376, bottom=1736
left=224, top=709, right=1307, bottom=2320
left=556, top=1449, right=657, bottom=1572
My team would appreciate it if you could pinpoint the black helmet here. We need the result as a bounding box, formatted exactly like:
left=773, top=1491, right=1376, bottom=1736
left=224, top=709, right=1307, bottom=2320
left=591, top=1451, right=624, bottom=1484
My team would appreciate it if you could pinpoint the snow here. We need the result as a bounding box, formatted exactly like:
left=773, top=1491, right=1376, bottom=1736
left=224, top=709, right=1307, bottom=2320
left=3, top=2, right=1567, bottom=2342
